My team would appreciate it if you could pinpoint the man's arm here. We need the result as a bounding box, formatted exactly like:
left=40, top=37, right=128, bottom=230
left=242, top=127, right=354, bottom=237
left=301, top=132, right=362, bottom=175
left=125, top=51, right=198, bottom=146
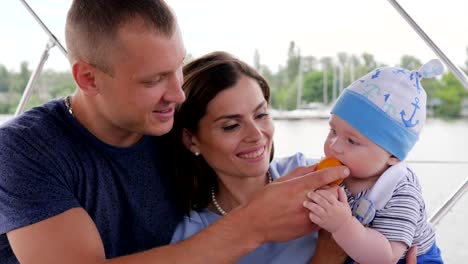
left=8, top=165, right=348, bottom=264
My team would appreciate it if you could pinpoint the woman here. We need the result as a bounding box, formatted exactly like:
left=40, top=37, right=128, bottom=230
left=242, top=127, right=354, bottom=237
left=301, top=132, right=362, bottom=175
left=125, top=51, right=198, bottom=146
left=168, top=51, right=331, bottom=263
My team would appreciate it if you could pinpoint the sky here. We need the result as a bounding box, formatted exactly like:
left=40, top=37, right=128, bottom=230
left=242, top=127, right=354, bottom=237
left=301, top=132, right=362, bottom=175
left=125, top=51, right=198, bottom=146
left=1, top=0, right=468, bottom=74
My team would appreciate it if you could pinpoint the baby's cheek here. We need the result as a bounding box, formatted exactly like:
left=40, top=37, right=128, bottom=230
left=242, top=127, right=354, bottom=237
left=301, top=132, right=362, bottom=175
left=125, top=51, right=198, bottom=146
left=323, top=147, right=331, bottom=157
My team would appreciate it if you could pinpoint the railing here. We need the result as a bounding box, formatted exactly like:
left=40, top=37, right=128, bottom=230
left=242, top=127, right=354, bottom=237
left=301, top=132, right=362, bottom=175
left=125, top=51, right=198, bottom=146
left=429, top=179, right=468, bottom=226
left=15, top=0, right=67, bottom=116
left=388, top=0, right=468, bottom=90
left=387, top=0, right=468, bottom=226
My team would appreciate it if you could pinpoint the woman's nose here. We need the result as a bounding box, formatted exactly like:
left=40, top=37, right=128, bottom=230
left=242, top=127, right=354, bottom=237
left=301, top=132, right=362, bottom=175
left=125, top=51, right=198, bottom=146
left=244, top=122, right=262, bottom=142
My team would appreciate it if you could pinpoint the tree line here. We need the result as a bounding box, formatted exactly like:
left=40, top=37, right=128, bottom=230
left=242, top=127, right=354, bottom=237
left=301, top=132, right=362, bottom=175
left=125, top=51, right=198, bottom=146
left=0, top=43, right=467, bottom=118
left=0, top=62, right=75, bottom=113
left=256, top=41, right=468, bottom=118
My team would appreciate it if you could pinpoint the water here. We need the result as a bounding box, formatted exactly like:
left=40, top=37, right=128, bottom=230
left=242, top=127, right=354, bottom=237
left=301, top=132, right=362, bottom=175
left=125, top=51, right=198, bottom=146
left=274, top=118, right=468, bottom=263
left=1, top=115, right=466, bottom=262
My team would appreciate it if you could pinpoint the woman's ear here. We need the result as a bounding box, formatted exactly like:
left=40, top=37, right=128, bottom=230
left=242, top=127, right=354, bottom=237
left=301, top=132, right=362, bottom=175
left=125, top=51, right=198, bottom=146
left=182, top=128, right=200, bottom=154
left=387, top=156, right=400, bottom=166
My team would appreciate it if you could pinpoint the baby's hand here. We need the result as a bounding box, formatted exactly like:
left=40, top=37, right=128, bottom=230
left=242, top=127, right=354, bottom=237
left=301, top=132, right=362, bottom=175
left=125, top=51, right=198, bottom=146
left=303, top=187, right=351, bottom=233
left=317, top=184, right=340, bottom=199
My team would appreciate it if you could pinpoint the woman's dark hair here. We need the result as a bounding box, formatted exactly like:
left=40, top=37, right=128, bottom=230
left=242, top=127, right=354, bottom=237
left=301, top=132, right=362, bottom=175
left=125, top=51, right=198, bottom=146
left=169, top=51, right=273, bottom=214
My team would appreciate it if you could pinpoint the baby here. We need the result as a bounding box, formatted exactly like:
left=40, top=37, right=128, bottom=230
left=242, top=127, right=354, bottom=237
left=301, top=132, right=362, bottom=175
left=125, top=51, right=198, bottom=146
left=304, top=59, right=444, bottom=263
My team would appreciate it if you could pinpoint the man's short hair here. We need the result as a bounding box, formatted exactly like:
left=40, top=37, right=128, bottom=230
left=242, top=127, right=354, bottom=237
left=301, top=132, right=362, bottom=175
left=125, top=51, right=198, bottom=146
left=65, top=0, right=176, bottom=74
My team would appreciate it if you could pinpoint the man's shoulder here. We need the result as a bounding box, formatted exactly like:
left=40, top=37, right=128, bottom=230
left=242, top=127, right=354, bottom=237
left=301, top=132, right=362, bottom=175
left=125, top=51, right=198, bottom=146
left=0, top=99, right=75, bottom=164
left=0, top=99, right=69, bottom=141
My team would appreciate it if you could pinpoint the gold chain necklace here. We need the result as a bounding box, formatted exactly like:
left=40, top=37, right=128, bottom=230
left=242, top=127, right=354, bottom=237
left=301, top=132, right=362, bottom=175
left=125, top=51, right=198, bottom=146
left=211, top=171, right=273, bottom=216
left=64, top=95, right=73, bottom=116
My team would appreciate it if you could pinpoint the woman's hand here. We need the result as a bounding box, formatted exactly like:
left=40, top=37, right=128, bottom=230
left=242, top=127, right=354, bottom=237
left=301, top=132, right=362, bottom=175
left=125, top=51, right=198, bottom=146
left=405, top=246, right=417, bottom=264
left=309, top=229, right=347, bottom=264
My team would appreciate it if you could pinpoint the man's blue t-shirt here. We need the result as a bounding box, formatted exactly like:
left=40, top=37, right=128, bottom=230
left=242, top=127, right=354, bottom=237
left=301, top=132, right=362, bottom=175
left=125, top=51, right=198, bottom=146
left=0, top=99, right=182, bottom=263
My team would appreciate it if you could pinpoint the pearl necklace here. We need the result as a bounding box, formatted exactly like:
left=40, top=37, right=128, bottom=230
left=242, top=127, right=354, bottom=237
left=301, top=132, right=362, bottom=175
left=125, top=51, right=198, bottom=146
left=211, top=171, right=273, bottom=216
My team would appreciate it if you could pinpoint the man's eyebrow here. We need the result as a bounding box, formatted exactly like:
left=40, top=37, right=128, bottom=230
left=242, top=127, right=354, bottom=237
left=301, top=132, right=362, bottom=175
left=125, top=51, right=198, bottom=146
left=213, top=101, right=266, bottom=122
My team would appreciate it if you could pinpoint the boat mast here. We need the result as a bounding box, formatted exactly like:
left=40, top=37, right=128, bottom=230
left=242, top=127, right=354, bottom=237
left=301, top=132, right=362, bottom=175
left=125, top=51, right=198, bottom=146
left=296, top=49, right=303, bottom=109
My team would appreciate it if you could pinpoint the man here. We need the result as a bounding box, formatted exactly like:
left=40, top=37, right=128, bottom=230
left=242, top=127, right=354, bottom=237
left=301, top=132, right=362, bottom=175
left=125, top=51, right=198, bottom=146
left=0, top=1, right=349, bottom=263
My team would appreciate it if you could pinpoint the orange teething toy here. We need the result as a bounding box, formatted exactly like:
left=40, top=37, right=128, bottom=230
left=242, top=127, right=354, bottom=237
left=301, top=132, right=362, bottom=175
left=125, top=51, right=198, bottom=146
left=316, top=157, right=344, bottom=185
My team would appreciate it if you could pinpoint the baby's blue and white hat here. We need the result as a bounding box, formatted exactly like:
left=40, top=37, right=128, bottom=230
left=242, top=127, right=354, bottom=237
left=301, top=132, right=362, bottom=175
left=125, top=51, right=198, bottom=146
left=331, top=59, right=444, bottom=160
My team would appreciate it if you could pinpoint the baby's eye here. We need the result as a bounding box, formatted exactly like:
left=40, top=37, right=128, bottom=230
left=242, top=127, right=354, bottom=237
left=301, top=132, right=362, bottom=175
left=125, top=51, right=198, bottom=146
left=348, top=138, right=358, bottom=145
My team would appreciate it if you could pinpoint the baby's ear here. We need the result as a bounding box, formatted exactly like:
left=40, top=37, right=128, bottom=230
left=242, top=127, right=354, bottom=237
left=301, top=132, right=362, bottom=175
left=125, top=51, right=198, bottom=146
left=388, top=156, right=400, bottom=166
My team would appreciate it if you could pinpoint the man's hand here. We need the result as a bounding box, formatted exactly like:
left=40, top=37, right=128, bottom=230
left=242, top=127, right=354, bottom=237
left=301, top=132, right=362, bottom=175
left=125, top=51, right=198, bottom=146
left=235, top=165, right=349, bottom=245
